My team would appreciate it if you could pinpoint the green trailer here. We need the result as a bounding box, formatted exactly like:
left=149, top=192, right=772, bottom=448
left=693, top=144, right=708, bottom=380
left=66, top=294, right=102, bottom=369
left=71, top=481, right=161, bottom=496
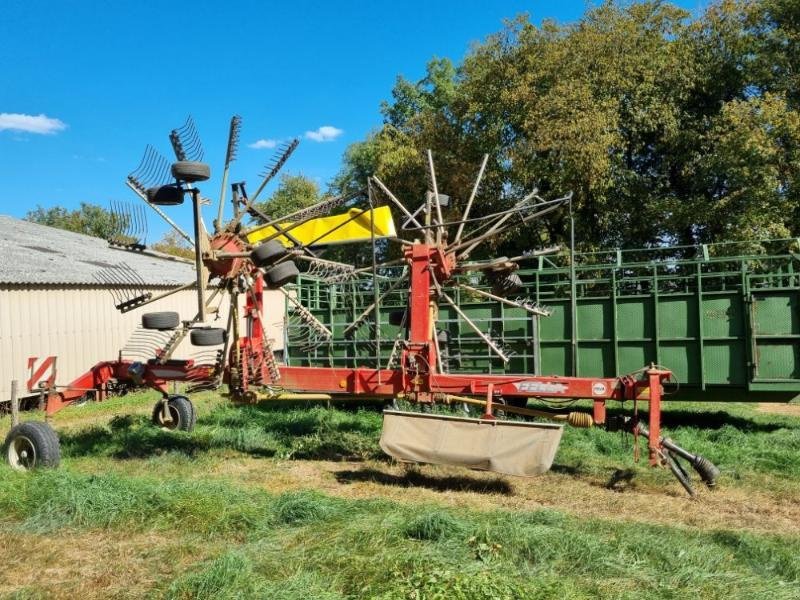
left=286, top=238, right=800, bottom=401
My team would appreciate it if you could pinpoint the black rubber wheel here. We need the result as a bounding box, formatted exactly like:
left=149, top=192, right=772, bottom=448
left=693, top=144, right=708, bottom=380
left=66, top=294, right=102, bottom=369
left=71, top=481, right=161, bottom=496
left=151, top=396, right=195, bottom=431
left=490, top=271, right=523, bottom=296
left=388, top=310, right=406, bottom=327
left=266, top=261, right=299, bottom=288
left=4, top=421, right=60, bottom=470
left=146, top=184, right=184, bottom=206
left=251, top=240, right=287, bottom=267
left=190, top=327, right=227, bottom=346
left=171, top=161, right=211, bottom=183
left=142, top=312, right=180, bottom=330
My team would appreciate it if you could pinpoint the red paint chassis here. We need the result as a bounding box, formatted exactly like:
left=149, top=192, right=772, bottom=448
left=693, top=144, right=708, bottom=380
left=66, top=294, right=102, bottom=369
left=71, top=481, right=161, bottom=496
left=34, top=243, right=673, bottom=468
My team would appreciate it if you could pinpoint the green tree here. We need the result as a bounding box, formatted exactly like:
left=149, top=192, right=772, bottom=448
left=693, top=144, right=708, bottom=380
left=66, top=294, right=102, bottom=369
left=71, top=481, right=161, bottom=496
left=253, top=174, right=322, bottom=223
left=151, top=230, right=195, bottom=260
left=25, top=202, right=121, bottom=239
left=334, top=0, right=800, bottom=254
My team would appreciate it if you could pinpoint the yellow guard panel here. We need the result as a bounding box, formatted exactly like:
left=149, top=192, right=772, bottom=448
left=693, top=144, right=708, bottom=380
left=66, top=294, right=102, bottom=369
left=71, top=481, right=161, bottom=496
left=246, top=206, right=396, bottom=247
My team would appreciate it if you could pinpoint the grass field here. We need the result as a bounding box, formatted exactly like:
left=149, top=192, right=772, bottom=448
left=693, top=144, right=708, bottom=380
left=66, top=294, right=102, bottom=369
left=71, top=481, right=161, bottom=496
left=1, top=391, right=799, bottom=599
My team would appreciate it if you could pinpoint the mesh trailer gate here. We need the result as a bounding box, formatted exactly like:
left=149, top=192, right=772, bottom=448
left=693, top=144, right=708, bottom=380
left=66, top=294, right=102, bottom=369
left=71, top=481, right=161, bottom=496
left=285, top=238, right=800, bottom=399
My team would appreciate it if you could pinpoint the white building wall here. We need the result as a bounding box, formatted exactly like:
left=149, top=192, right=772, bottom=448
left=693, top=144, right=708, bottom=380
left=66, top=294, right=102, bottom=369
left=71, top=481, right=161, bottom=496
left=0, top=286, right=285, bottom=402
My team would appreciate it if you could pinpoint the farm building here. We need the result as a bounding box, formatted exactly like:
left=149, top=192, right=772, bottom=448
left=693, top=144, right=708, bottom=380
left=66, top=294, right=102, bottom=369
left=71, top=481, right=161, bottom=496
left=0, top=215, right=284, bottom=404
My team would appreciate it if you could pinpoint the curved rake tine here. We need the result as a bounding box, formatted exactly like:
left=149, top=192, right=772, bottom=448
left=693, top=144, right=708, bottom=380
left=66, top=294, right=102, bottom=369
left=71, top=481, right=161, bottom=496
left=508, top=245, right=562, bottom=262
left=451, top=194, right=567, bottom=259
left=343, top=276, right=408, bottom=336
left=217, top=115, right=242, bottom=231
left=426, top=149, right=445, bottom=243
left=169, top=115, right=204, bottom=161
left=458, top=283, right=550, bottom=316
left=452, top=189, right=538, bottom=258
left=454, top=154, right=489, bottom=244
left=126, top=179, right=195, bottom=247
left=352, top=256, right=406, bottom=275
left=430, top=273, right=509, bottom=363
left=250, top=138, right=300, bottom=203
left=279, top=287, right=333, bottom=339
left=371, top=176, right=423, bottom=229
left=126, top=145, right=194, bottom=247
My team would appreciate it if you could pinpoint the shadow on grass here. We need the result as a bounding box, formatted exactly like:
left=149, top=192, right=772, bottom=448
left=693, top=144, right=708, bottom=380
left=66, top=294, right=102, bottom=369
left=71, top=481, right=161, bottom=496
left=334, top=466, right=514, bottom=495
left=604, top=468, right=637, bottom=491
left=59, top=409, right=383, bottom=462
left=588, top=405, right=789, bottom=433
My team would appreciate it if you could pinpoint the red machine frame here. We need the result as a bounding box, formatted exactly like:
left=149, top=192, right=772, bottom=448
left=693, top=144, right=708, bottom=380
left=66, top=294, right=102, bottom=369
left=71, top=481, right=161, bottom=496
left=38, top=241, right=671, bottom=467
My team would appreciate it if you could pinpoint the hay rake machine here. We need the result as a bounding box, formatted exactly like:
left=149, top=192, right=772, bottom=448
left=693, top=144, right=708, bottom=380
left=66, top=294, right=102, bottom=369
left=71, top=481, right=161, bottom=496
left=3, top=116, right=719, bottom=496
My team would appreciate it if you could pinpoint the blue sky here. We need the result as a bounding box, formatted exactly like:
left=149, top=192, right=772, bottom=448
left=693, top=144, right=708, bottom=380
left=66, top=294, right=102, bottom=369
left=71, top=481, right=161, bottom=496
left=0, top=0, right=708, bottom=240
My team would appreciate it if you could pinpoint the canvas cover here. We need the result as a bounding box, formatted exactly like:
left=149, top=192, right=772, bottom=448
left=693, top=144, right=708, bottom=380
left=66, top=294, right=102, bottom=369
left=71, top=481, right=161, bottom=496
left=380, top=410, right=564, bottom=477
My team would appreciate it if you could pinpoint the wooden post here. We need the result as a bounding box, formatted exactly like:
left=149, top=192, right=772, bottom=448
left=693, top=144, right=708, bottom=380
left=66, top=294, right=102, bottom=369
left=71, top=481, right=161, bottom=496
left=10, top=380, right=19, bottom=427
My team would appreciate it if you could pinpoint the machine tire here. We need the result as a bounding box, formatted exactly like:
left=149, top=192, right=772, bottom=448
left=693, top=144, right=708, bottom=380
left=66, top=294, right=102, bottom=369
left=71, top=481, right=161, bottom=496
left=388, top=310, right=406, bottom=327
left=146, top=184, right=184, bottom=206
left=171, top=161, right=210, bottom=183
left=151, top=396, right=196, bottom=431
left=190, top=327, right=227, bottom=346
left=251, top=240, right=287, bottom=267
left=490, top=271, right=523, bottom=296
left=4, top=421, right=61, bottom=470
left=266, top=261, right=299, bottom=288
left=142, top=312, right=180, bottom=330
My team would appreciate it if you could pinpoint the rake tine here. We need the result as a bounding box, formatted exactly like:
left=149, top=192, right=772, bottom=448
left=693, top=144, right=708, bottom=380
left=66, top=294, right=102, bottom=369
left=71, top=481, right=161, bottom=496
left=457, top=283, right=550, bottom=317
left=169, top=115, right=204, bottom=162
left=430, top=273, right=509, bottom=363
left=451, top=190, right=540, bottom=259
left=217, top=115, right=242, bottom=231
left=454, top=154, right=489, bottom=244
left=251, top=138, right=300, bottom=203
left=342, top=276, right=408, bottom=336
left=426, top=149, right=445, bottom=244
left=371, top=176, right=423, bottom=229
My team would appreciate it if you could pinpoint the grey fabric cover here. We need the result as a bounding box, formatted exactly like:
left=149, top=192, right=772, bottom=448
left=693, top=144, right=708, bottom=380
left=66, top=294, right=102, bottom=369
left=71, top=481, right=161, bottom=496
left=380, top=410, right=563, bottom=477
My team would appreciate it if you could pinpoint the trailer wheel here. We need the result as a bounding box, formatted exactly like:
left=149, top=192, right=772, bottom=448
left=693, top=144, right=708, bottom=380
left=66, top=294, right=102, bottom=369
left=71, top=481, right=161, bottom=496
left=171, top=161, right=210, bottom=183
left=4, top=422, right=61, bottom=470
left=151, top=396, right=195, bottom=431
left=142, top=311, right=180, bottom=330
left=251, top=240, right=287, bottom=267
left=146, top=184, right=184, bottom=206
left=190, top=327, right=227, bottom=346
left=266, top=261, right=299, bottom=288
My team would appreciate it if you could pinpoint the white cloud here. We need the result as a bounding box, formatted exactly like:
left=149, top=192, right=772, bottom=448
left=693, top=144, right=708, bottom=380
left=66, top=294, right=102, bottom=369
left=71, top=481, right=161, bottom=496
left=248, top=138, right=278, bottom=149
left=304, top=125, right=343, bottom=142
left=0, top=112, right=67, bottom=135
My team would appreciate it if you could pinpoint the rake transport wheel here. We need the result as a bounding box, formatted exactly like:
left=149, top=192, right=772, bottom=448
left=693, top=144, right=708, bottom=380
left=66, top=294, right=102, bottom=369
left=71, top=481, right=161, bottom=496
left=151, top=395, right=196, bottom=431
left=171, top=161, right=211, bottom=183
left=190, top=327, right=227, bottom=346
left=251, top=240, right=287, bottom=267
left=146, top=184, right=184, bottom=206
left=142, top=311, right=180, bottom=330
left=4, top=421, right=61, bottom=470
left=266, top=261, right=300, bottom=288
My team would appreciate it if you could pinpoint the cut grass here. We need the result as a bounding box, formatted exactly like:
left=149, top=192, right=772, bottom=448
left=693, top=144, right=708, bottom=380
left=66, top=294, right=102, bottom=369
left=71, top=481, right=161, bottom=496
left=1, top=468, right=799, bottom=598
left=2, top=391, right=800, bottom=597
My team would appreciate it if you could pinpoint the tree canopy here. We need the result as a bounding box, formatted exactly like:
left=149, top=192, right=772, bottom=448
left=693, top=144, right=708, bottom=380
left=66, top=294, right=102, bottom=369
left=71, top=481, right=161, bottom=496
left=25, top=203, right=122, bottom=240
left=253, top=174, right=322, bottom=223
left=333, top=0, right=800, bottom=255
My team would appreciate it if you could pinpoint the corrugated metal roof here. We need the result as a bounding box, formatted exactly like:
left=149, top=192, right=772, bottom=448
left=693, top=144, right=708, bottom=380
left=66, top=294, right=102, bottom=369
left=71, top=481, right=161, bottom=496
left=0, top=215, right=196, bottom=285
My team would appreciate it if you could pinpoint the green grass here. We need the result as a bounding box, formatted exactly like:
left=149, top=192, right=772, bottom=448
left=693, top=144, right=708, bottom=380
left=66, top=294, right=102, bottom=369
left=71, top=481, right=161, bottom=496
left=1, top=391, right=800, bottom=598
left=0, top=467, right=798, bottom=598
